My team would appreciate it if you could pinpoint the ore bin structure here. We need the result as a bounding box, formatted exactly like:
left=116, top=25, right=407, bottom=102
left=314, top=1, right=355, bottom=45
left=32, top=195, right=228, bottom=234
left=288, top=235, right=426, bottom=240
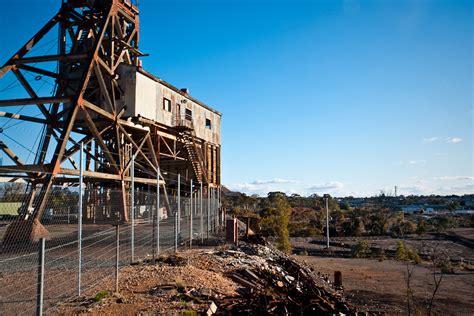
left=0, top=0, right=221, bottom=246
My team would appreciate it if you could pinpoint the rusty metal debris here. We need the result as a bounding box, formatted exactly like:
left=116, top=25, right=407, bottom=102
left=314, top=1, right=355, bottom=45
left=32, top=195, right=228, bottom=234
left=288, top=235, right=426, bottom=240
left=182, top=235, right=355, bottom=315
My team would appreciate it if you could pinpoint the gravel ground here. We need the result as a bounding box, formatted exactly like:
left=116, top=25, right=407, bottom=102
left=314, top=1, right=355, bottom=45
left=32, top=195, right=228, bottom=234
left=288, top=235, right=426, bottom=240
left=52, top=248, right=239, bottom=315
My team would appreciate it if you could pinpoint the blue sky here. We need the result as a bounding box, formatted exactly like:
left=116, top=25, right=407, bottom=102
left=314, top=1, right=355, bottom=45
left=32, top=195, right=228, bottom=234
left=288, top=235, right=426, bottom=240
left=0, top=0, right=472, bottom=197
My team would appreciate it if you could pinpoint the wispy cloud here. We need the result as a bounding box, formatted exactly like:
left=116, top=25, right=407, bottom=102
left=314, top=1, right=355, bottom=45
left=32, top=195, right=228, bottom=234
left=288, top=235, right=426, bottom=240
left=307, top=181, right=344, bottom=192
left=229, top=178, right=298, bottom=196
left=408, top=160, right=426, bottom=165
left=434, top=176, right=474, bottom=181
left=435, top=183, right=474, bottom=195
left=250, top=178, right=296, bottom=185
left=449, top=183, right=474, bottom=191
left=397, top=160, right=427, bottom=166
left=229, top=182, right=267, bottom=195
left=446, top=137, right=462, bottom=143
left=423, top=137, right=438, bottom=143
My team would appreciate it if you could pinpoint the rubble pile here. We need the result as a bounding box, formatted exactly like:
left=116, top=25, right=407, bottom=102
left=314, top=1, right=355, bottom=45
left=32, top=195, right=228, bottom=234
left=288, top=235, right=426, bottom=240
left=52, top=236, right=355, bottom=315
left=206, top=236, right=354, bottom=315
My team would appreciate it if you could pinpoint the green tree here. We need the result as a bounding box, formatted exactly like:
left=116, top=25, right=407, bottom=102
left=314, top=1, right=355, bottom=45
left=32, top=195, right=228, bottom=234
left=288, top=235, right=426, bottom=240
left=260, top=192, right=292, bottom=254
left=367, top=211, right=389, bottom=236
left=416, top=218, right=427, bottom=235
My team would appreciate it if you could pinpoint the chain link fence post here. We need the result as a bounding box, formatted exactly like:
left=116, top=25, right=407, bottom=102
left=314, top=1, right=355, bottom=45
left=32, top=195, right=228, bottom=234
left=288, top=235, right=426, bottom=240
left=36, top=238, right=45, bottom=316
left=156, top=167, right=160, bottom=256
left=131, top=152, right=135, bottom=263
left=174, top=211, right=178, bottom=252
left=200, top=181, right=203, bottom=243
left=216, top=188, right=219, bottom=231
left=207, top=186, right=210, bottom=239
left=115, top=223, right=120, bottom=293
left=210, top=187, right=213, bottom=234
left=213, top=188, right=216, bottom=233
left=218, top=187, right=222, bottom=228
left=78, top=142, right=83, bottom=296
left=190, top=179, right=193, bottom=248
left=177, top=173, right=181, bottom=241
left=194, top=190, right=197, bottom=240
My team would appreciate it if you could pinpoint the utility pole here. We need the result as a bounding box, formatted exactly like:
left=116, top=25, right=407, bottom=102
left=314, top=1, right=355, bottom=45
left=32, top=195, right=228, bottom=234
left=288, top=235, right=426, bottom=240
left=325, top=195, right=330, bottom=249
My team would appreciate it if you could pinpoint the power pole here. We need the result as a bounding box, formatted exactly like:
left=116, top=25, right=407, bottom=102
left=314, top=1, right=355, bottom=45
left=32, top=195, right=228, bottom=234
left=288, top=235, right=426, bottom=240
left=325, top=196, right=330, bottom=249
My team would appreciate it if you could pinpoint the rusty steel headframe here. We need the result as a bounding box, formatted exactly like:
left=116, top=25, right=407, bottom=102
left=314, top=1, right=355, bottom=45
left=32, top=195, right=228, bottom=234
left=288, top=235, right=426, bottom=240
left=0, top=0, right=172, bottom=244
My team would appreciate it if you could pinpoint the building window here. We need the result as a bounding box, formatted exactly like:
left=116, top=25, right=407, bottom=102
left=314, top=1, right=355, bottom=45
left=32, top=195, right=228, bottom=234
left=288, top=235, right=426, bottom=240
left=163, top=98, right=171, bottom=112
left=205, top=118, right=212, bottom=129
left=185, top=108, right=192, bottom=120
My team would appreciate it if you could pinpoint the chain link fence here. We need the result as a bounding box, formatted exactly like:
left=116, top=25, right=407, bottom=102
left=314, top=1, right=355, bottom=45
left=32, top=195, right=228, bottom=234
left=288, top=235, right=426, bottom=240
left=0, top=177, right=222, bottom=315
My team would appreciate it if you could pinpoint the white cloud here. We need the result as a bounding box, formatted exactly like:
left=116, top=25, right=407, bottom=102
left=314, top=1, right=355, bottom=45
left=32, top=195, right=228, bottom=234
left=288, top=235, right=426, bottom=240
left=435, top=183, right=474, bottom=195
left=423, top=137, right=438, bottom=143
left=397, top=160, right=427, bottom=166
left=446, top=137, right=463, bottom=143
left=250, top=178, right=296, bottom=185
left=229, top=178, right=299, bottom=196
left=229, top=182, right=267, bottom=195
left=307, top=181, right=344, bottom=192
left=396, top=178, right=474, bottom=196
left=434, top=176, right=474, bottom=181
left=408, top=160, right=426, bottom=165
left=450, top=183, right=474, bottom=191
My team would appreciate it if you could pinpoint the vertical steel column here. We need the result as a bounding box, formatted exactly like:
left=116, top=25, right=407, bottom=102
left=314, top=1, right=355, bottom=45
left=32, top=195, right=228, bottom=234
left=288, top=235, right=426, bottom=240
left=77, top=142, right=83, bottom=296
left=131, top=152, right=135, bottom=262
left=36, top=238, right=45, bottom=316
left=177, top=173, right=181, bottom=239
left=200, top=182, right=203, bottom=243
left=190, top=179, right=193, bottom=247
left=156, top=167, right=160, bottom=255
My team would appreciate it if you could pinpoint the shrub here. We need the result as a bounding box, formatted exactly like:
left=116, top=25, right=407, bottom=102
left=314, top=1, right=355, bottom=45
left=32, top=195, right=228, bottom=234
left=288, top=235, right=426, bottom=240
left=397, top=241, right=420, bottom=264
left=396, top=241, right=407, bottom=260
left=416, top=218, right=427, bottom=235
left=92, top=290, right=109, bottom=302
left=438, top=258, right=455, bottom=274
left=407, top=247, right=421, bottom=264
left=351, top=240, right=370, bottom=258
left=378, top=248, right=386, bottom=262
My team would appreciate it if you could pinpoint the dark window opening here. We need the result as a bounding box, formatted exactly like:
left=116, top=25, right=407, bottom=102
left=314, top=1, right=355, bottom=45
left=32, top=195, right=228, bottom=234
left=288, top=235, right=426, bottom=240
left=205, top=118, right=212, bottom=129
left=163, top=98, right=171, bottom=112
left=185, top=108, right=192, bottom=120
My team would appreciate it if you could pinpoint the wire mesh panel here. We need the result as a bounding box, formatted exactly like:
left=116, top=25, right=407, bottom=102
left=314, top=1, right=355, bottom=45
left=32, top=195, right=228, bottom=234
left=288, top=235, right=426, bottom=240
left=0, top=185, right=79, bottom=314
left=0, top=178, right=221, bottom=315
left=0, top=246, right=39, bottom=314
